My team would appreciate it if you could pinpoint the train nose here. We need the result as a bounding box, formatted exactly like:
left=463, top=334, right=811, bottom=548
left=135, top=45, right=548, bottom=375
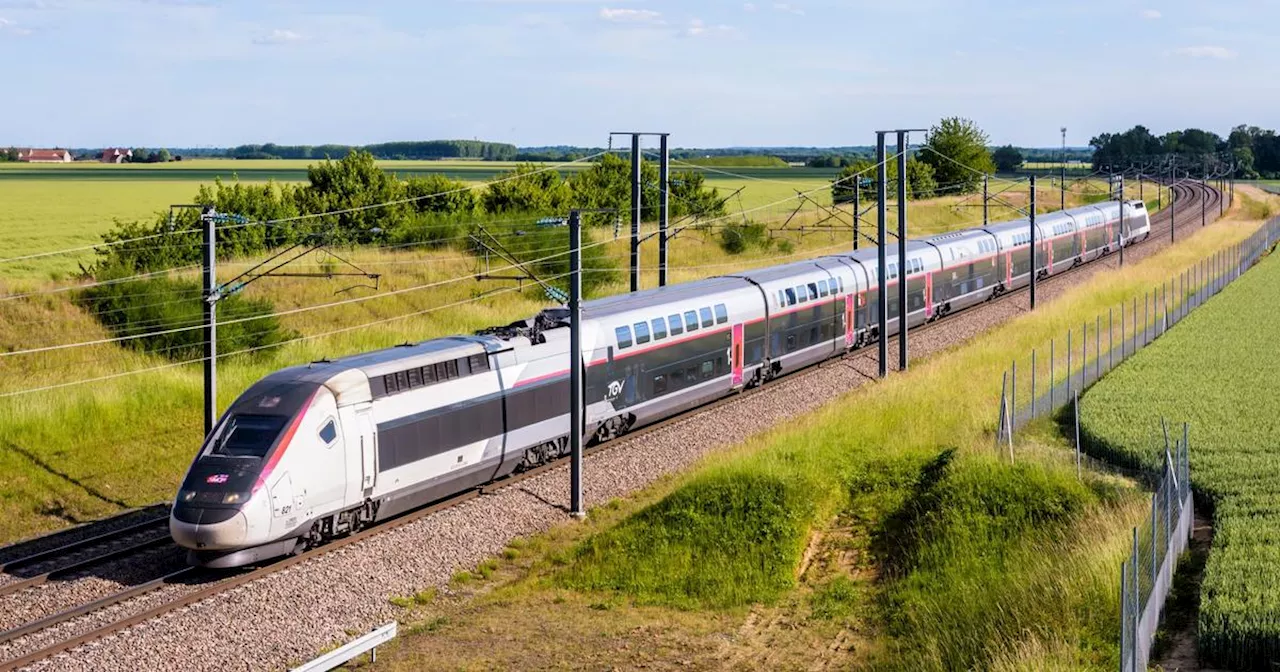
left=169, top=506, right=249, bottom=550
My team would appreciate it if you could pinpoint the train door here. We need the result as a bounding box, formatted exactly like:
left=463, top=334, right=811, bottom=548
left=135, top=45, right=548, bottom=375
left=924, top=274, right=934, bottom=317
left=731, top=323, right=744, bottom=387
left=845, top=293, right=855, bottom=346
left=1004, top=251, right=1012, bottom=286
left=354, top=404, right=376, bottom=493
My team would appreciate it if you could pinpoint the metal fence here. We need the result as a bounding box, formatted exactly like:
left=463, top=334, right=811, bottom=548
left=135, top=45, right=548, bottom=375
left=988, top=216, right=1280, bottom=670
left=1119, top=425, right=1193, bottom=672
left=995, top=215, right=1280, bottom=444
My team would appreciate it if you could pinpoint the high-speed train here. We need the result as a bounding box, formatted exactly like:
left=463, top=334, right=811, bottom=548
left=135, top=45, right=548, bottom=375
left=171, top=199, right=1150, bottom=567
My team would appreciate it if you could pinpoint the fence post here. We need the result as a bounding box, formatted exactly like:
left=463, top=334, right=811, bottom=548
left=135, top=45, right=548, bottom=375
left=1109, top=306, right=1114, bottom=371
left=1074, top=390, right=1081, bottom=479
left=1133, top=296, right=1138, bottom=350
left=1081, top=321, right=1087, bottom=387
left=1050, top=338, right=1056, bottom=410
left=1121, top=301, right=1126, bottom=359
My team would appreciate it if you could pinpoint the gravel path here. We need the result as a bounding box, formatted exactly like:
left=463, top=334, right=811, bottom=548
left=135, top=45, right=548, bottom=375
left=16, top=186, right=1225, bottom=672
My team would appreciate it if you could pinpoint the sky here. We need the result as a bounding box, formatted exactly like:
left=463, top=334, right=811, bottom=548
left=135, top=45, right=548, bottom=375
left=0, top=0, right=1273, bottom=148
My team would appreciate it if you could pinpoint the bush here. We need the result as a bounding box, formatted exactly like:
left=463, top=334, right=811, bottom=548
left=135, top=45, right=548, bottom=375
left=77, top=271, right=293, bottom=362
left=718, top=221, right=772, bottom=255
left=467, top=216, right=620, bottom=297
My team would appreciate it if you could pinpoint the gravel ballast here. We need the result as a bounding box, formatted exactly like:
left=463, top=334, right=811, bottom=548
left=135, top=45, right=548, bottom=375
left=15, top=186, right=1225, bottom=672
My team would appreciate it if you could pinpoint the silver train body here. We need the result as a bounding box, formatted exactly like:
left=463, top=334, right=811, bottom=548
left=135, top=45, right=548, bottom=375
left=171, top=200, right=1150, bottom=567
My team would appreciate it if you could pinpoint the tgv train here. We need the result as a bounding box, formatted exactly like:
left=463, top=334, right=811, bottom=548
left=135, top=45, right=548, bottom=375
left=171, top=200, right=1150, bottom=567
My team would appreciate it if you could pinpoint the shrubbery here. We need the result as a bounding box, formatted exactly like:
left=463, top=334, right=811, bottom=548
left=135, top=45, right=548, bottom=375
left=77, top=271, right=294, bottom=362
left=717, top=221, right=773, bottom=255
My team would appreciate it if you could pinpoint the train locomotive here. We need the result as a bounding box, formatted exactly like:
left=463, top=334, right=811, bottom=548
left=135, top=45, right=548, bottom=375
left=171, top=200, right=1150, bottom=567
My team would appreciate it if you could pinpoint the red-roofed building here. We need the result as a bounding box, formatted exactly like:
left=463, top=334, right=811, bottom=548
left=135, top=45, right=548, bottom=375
left=17, top=149, right=73, bottom=163
left=100, top=148, right=132, bottom=164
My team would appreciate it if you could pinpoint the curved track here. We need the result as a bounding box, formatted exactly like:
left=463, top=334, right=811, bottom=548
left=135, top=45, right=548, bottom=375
left=0, top=181, right=1227, bottom=671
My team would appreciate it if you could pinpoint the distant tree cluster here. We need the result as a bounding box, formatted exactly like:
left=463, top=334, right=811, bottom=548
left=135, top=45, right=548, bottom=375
left=992, top=145, right=1024, bottom=172
left=0, top=147, right=19, bottom=162
left=129, top=148, right=174, bottom=163
left=1086, top=124, right=1280, bottom=178
left=228, top=140, right=518, bottom=161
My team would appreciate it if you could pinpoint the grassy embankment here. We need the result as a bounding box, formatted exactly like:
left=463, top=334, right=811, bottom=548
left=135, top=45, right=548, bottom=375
left=363, top=189, right=1274, bottom=670
left=0, top=171, right=1158, bottom=543
left=1080, top=194, right=1280, bottom=670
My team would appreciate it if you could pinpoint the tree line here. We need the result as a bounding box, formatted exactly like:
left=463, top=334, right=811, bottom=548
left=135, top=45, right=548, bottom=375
left=228, top=140, right=518, bottom=161
left=1088, top=124, right=1280, bottom=178
left=91, top=150, right=726, bottom=277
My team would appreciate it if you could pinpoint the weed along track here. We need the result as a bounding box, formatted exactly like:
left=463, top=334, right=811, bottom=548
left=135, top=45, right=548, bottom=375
left=0, top=182, right=1233, bottom=671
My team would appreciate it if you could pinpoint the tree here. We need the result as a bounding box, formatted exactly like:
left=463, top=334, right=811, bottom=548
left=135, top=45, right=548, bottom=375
left=918, top=117, right=995, bottom=195
left=156, top=148, right=172, bottom=163
left=481, top=163, right=572, bottom=215
left=992, top=145, right=1024, bottom=172
left=832, top=157, right=936, bottom=204
left=293, top=150, right=407, bottom=243
left=403, top=174, right=477, bottom=214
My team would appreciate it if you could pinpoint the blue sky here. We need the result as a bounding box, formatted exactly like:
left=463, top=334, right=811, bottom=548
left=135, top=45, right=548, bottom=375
left=0, top=0, right=1271, bottom=148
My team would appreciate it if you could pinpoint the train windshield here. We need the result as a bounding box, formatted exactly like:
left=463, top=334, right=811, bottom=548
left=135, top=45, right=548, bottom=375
left=209, top=414, right=288, bottom=458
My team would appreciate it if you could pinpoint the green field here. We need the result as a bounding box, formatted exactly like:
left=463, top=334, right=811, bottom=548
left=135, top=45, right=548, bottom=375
left=1081, top=246, right=1280, bottom=670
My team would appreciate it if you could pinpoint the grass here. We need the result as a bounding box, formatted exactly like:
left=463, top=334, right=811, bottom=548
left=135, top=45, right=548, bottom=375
left=1079, top=240, right=1280, bottom=670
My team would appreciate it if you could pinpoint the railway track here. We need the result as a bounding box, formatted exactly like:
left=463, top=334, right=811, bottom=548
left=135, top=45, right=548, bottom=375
left=0, top=181, right=1225, bottom=671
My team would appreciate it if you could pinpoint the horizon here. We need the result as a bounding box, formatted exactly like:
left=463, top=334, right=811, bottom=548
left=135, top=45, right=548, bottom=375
left=0, top=1, right=1272, bottom=148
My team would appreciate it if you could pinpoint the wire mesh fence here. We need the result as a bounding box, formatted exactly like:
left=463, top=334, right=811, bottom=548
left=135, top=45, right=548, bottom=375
left=989, top=216, right=1280, bottom=671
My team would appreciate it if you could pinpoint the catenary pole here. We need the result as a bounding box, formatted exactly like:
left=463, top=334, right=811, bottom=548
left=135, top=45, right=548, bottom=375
left=1030, top=175, right=1038, bottom=310
left=630, top=133, right=641, bottom=292
left=853, top=179, right=860, bottom=252
left=568, top=210, right=585, bottom=517
left=877, top=132, right=889, bottom=378
left=202, top=206, right=218, bottom=438
left=896, top=131, right=909, bottom=371
left=658, top=134, right=670, bottom=287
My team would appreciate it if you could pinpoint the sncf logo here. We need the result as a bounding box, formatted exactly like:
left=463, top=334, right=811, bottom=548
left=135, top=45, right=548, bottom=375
left=206, top=474, right=230, bottom=484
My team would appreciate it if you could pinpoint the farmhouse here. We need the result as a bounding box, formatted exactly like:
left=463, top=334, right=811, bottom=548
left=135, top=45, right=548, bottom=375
left=100, top=148, right=132, bottom=164
left=17, top=149, right=72, bottom=163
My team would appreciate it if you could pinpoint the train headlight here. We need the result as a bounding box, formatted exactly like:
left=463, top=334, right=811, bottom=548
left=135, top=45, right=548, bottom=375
left=221, top=492, right=247, bottom=505
left=180, top=490, right=198, bottom=503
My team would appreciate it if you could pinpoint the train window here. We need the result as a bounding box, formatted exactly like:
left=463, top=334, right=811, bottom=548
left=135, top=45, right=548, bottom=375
left=838, top=277, right=845, bottom=293
left=778, top=290, right=785, bottom=306
left=422, top=365, right=436, bottom=385
left=394, top=370, right=409, bottom=390
left=699, top=307, right=714, bottom=328
left=447, top=359, right=459, bottom=379
left=714, top=304, right=728, bottom=324
left=795, top=285, right=808, bottom=303
left=784, top=288, right=796, bottom=306
left=469, top=354, right=490, bottom=373
left=652, top=317, right=667, bottom=340
left=318, top=419, right=337, bottom=445
left=210, top=414, right=287, bottom=458
left=383, top=374, right=399, bottom=393
left=807, top=283, right=818, bottom=300
left=653, top=374, right=667, bottom=395
left=684, top=310, right=699, bottom=332
left=668, top=314, right=683, bottom=336
left=407, top=367, right=422, bottom=388
left=701, top=360, right=715, bottom=379
left=615, top=326, right=633, bottom=349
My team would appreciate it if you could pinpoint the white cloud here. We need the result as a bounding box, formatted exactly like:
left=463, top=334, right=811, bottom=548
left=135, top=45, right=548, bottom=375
left=685, top=17, right=737, bottom=37
left=743, top=2, right=756, bottom=11
left=1172, top=45, right=1235, bottom=59
left=1141, top=9, right=1161, bottom=19
left=253, top=28, right=303, bottom=45
left=773, top=2, right=804, bottom=15
left=0, top=15, right=31, bottom=35
left=598, top=7, right=661, bottom=23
